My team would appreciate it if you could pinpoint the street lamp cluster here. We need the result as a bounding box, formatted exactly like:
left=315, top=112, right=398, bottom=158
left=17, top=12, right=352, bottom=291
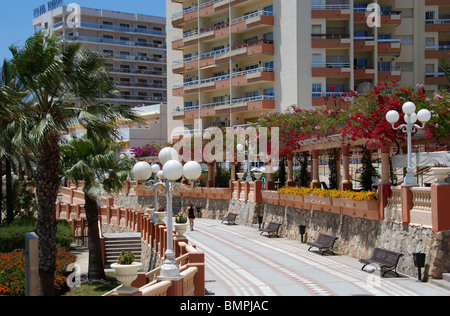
left=386, top=102, right=431, bottom=187
left=132, top=147, right=202, bottom=281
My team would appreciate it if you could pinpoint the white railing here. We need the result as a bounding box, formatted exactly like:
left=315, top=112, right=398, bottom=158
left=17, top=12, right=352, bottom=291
left=231, top=10, right=273, bottom=25
left=312, top=4, right=351, bottom=10
left=410, top=187, right=432, bottom=227
left=385, top=186, right=402, bottom=223
left=411, top=187, right=432, bottom=213
left=312, top=62, right=351, bottom=68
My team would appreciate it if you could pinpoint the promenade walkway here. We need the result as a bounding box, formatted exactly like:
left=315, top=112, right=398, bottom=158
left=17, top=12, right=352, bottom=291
left=185, top=219, right=450, bottom=296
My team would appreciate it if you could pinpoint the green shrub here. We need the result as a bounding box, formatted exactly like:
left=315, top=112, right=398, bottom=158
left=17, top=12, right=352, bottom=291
left=0, top=217, right=73, bottom=253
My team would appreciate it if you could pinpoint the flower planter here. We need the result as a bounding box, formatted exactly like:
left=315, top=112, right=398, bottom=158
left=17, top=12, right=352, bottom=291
left=146, top=208, right=155, bottom=217
left=237, top=173, right=245, bottom=181
left=431, top=167, right=450, bottom=185
left=174, top=223, right=188, bottom=239
left=111, top=262, right=143, bottom=295
left=254, top=173, right=262, bottom=180
left=155, top=211, right=167, bottom=224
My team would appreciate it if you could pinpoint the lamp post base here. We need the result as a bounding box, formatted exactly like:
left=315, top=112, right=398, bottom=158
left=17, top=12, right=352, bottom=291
left=402, top=173, right=419, bottom=187
left=157, top=250, right=182, bottom=281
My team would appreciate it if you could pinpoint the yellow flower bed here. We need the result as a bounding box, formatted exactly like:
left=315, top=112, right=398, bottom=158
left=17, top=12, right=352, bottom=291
left=278, top=186, right=379, bottom=201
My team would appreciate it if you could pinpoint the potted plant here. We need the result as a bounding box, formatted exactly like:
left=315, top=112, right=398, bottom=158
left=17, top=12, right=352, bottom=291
left=111, top=251, right=142, bottom=295
left=155, top=206, right=167, bottom=223
left=430, top=163, right=450, bottom=185
left=254, top=172, right=263, bottom=181
left=174, top=213, right=188, bottom=239
left=237, top=172, right=245, bottom=181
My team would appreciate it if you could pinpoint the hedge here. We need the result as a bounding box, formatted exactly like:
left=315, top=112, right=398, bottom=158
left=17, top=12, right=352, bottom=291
left=0, top=217, right=73, bottom=253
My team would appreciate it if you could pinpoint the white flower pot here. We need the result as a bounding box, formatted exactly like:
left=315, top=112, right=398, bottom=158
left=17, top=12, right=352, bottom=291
left=254, top=173, right=262, bottom=180
left=431, top=167, right=450, bottom=185
left=155, top=211, right=167, bottom=223
left=111, top=262, right=143, bottom=295
left=174, top=223, right=188, bottom=239
left=146, top=208, right=155, bottom=217
left=237, top=173, right=245, bottom=181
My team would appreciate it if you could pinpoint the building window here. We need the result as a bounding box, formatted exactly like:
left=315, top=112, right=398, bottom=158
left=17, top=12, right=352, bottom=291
left=312, top=84, right=322, bottom=97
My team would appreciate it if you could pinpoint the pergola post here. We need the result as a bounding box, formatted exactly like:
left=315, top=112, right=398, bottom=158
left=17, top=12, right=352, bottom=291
left=340, top=145, right=352, bottom=191
left=265, top=160, right=275, bottom=190
left=378, top=145, right=391, bottom=220
left=230, top=161, right=236, bottom=181
left=207, top=162, right=214, bottom=188
left=311, top=150, right=321, bottom=188
left=287, top=153, right=295, bottom=187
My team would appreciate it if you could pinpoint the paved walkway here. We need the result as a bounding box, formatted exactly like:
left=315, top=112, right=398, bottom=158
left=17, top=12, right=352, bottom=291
left=185, top=219, right=450, bottom=296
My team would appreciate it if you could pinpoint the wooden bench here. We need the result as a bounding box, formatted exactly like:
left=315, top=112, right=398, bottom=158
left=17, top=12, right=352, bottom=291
left=359, top=248, right=403, bottom=277
left=306, top=233, right=338, bottom=256
left=221, top=213, right=238, bottom=225
left=260, top=222, right=281, bottom=238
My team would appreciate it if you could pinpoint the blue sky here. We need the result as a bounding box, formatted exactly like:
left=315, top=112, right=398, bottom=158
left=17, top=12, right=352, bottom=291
left=0, top=0, right=166, bottom=62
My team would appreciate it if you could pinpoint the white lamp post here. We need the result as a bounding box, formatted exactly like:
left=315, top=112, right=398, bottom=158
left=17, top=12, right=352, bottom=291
left=132, top=148, right=202, bottom=280
left=386, top=102, right=431, bottom=187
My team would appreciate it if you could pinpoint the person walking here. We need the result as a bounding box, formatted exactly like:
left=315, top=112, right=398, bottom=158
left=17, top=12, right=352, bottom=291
left=186, top=202, right=196, bottom=231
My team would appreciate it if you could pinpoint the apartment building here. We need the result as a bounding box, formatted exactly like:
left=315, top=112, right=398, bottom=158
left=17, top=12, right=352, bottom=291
left=33, top=6, right=167, bottom=110
left=33, top=5, right=168, bottom=145
left=166, top=0, right=450, bottom=137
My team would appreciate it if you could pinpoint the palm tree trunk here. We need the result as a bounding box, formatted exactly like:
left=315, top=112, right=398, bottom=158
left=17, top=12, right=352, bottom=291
left=34, top=135, right=61, bottom=296
left=84, top=192, right=106, bottom=281
left=5, top=158, right=14, bottom=225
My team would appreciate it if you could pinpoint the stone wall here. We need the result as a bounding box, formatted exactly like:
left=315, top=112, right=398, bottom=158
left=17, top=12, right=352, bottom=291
left=263, top=204, right=450, bottom=279
left=109, top=193, right=449, bottom=279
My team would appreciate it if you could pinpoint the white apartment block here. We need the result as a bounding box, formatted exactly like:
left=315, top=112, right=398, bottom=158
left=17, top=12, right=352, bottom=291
left=33, top=5, right=168, bottom=146
left=33, top=5, right=167, bottom=110
left=166, top=0, right=450, bottom=138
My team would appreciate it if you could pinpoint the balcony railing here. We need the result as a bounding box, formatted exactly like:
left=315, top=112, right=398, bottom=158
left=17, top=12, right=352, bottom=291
left=175, top=11, right=273, bottom=41
left=312, top=62, right=351, bottom=68
left=312, top=4, right=351, bottom=10
left=64, top=35, right=166, bottom=50
left=173, top=39, right=273, bottom=67
left=55, top=22, right=165, bottom=36
left=174, top=67, right=274, bottom=89
left=425, top=19, right=450, bottom=24
left=172, top=95, right=275, bottom=113
left=107, top=67, right=167, bottom=77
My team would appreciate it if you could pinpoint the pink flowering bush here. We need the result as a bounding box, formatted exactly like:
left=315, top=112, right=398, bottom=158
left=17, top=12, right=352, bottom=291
left=131, top=142, right=163, bottom=158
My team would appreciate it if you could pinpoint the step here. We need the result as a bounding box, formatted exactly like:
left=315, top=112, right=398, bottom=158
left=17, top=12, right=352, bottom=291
left=430, top=274, right=450, bottom=292
left=103, top=233, right=143, bottom=267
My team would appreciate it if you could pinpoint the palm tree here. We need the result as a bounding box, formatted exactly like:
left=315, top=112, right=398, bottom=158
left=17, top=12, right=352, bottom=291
left=10, top=32, right=142, bottom=295
left=61, top=135, right=132, bottom=280
left=0, top=59, right=29, bottom=225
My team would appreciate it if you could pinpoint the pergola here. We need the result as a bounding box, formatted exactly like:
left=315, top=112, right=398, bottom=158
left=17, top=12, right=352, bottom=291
left=278, top=134, right=391, bottom=191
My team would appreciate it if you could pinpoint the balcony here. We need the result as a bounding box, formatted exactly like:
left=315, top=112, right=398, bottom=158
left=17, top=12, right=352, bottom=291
left=172, top=95, right=275, bottom=120
left=173, top=39, right=274, bottom=73
left=425, top=45, right=450, bottom=59
left=378, top=68, right=402, bottom=82
left=425, top=72, right=448, bottom=85
left=311, top=34, right=351, bottom=49
left=54, top=22, right=165, bottom=37
left=312, top=63, right=351, bottom=78
left=64, top=35, right=166, bottom=50
left=107, top=67, right=167, bottom=77
left=311, top=4, right=351, bottom=19
left=354, top=9, right=401, bottom=25
left=173, top=67, right=274, bottom=96
left=172, top=11, right=274, bottom=50
left=425, top=19, right=450, bottom=32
